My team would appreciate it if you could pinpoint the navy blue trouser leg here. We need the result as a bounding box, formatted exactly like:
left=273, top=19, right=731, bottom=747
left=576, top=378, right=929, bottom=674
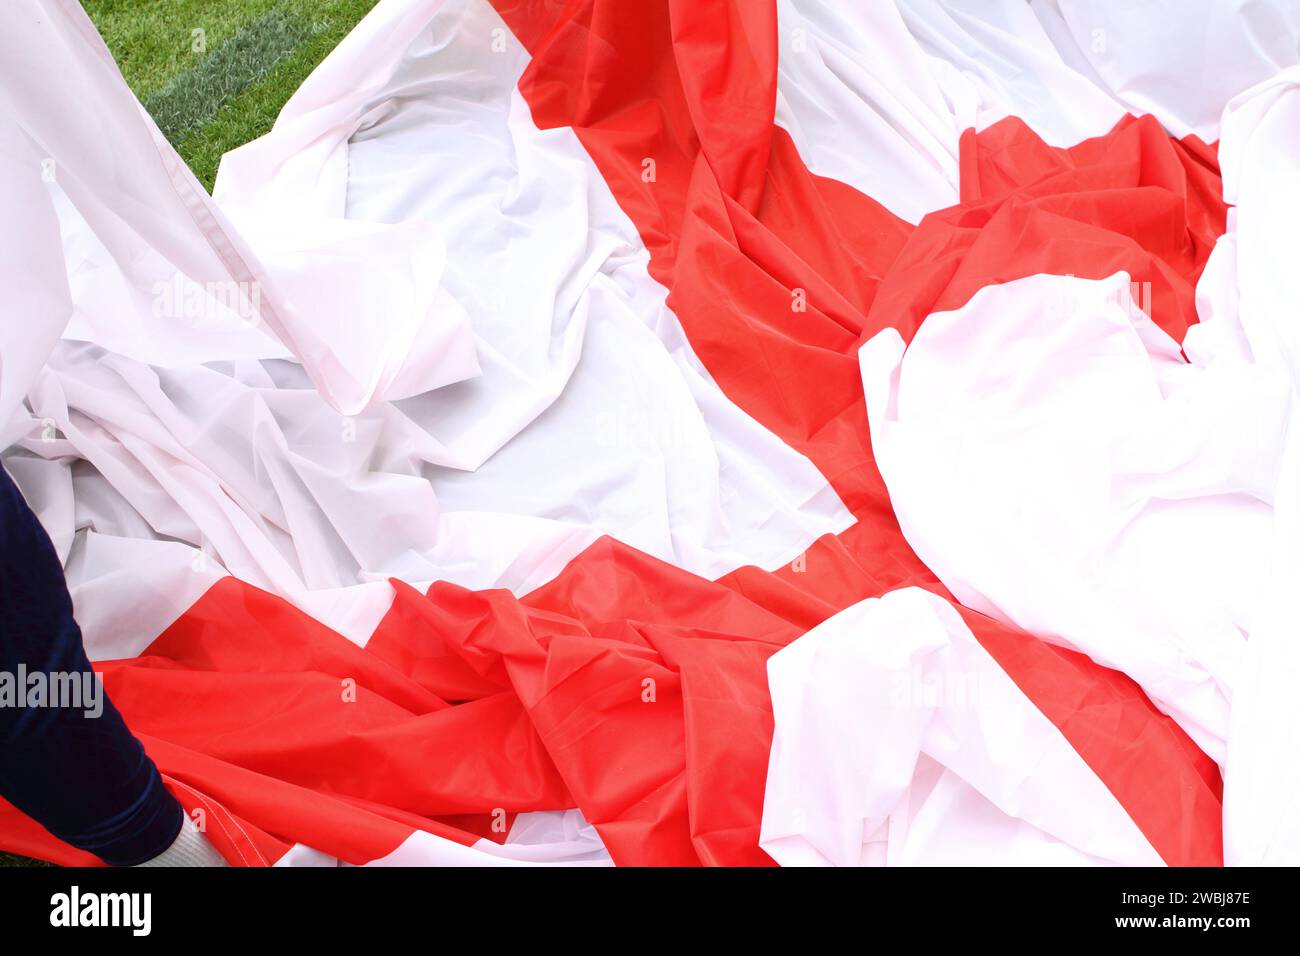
left=0, top=464, right=181, bottom=865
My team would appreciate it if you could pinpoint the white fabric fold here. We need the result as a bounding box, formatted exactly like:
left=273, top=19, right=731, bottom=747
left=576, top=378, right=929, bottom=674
left=775, top=0, right=1300, bottom=224
left=760, top=587, right=1162, bottom=866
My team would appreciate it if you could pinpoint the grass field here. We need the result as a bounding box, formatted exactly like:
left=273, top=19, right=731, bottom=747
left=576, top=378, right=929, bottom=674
left=84, top=0, right=380, bottom=190
left=0, top=0, right=379, bottom=869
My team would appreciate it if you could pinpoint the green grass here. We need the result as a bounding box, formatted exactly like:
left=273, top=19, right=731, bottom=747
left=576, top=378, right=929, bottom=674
left=142, top=7, right=322, bottom=145
left=83, top=0, right=380, bottom=190
left=0, top=0, right=378, bottom=869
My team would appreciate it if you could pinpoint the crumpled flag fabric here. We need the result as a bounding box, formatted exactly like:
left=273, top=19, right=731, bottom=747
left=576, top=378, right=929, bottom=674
left=1, top=0, right=1297, bottom=866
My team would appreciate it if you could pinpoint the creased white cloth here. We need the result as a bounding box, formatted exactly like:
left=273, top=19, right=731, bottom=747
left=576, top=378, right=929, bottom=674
left=775, top=0, right=1300, bottom=223
left=858, top=70, right=1300, bottom=863
left=760, top=587, right=1162, bottom=866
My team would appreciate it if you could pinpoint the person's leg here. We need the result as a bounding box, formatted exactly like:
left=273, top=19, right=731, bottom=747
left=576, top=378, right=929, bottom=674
left=0, top=463, right=185, bottom=865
